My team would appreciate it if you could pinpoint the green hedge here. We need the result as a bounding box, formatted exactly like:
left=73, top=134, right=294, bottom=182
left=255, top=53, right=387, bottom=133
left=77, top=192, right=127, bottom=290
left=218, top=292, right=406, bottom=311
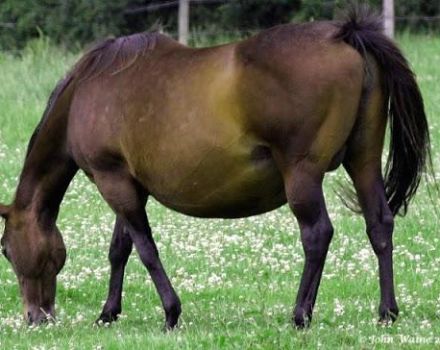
left=298, top=0, right=440, bottom=31
left=0, top=0, right=438, bottom=51
left=0, top=0, right=301, bottom=50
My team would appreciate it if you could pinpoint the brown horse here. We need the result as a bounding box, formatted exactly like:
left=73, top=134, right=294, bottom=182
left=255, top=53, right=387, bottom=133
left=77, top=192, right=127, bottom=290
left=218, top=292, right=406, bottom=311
left=0, top=9, right=431, bottom=329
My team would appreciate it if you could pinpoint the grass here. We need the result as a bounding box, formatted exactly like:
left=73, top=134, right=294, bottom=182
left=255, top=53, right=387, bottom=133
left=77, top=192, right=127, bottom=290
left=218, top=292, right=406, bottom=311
left=0, top=34, right=439, bottom=349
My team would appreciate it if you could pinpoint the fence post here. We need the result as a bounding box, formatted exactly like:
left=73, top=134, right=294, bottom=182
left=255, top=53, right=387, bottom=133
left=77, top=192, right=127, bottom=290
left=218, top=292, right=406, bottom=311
left=178, top=0, right=190, bottom=45
left=383, top=0, right=395, bottom=38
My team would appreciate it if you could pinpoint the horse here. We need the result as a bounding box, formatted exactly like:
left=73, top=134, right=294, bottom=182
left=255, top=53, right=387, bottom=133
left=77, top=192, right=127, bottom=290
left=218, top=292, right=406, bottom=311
left=0, top=8, right=431, bottom=329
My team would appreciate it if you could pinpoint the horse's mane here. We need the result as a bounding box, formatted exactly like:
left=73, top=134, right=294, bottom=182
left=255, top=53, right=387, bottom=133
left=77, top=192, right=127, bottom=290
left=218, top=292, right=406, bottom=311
left=72, top=32, right=159, bottom=82
left=25, top=76, right=73, bottom=158
left=25, top=32, right=159, bottom=158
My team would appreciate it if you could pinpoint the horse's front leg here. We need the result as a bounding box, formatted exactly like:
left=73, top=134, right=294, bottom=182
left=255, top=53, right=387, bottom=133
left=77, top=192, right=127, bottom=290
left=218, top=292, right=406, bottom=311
left=97, top=216, right=133, bottom=324
left=285, top=162, right=333, bottom=328
left=94, top=170, right=181, bottom=330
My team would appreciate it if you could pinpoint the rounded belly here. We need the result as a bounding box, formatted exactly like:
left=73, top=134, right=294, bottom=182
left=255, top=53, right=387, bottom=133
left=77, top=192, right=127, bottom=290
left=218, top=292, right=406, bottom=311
left=134, top=144, right=286, bottom=218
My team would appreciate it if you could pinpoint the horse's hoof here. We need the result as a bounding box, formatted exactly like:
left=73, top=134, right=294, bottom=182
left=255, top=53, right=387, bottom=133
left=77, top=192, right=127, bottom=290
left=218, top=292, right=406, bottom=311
left=163, top=317, right=179, bottom=332
left=95, top=312, right=119, bottom=326
left=163, top=315, right=180, bottom=332
left=162, top=322, right=178, bottom=333
left=163, top=303, right=181, bottom=331
left=293, top=307, right=312, bottom=329
left=378, top=304, right=399, bottom=324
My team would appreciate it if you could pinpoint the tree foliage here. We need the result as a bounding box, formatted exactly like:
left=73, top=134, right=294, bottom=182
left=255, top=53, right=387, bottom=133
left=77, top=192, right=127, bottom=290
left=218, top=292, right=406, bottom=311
left=0, top=0, right=438, bottom=50
left=298, top=0, right=440, bottom=31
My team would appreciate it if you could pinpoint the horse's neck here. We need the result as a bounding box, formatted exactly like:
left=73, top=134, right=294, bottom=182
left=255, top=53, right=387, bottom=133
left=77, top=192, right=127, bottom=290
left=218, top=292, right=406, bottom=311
left=14, top=130, right=77, bottom=228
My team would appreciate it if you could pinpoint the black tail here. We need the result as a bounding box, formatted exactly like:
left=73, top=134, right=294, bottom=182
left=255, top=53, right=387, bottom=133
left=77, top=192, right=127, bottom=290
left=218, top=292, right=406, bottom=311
left=334, top=7, right=431, bottom=216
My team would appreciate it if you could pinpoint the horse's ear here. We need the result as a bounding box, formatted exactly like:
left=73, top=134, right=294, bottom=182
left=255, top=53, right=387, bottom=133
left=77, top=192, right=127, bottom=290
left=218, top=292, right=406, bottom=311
left=0, top=204, right=10, bottom=219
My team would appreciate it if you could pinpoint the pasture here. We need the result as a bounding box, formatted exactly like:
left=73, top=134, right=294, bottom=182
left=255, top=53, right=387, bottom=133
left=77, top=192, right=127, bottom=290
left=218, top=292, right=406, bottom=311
left=0, top=34, right=439, bottom=349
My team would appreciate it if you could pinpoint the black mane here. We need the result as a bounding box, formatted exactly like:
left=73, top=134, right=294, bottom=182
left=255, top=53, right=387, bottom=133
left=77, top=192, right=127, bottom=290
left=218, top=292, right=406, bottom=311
left=25, top=32, right=159, bottom=158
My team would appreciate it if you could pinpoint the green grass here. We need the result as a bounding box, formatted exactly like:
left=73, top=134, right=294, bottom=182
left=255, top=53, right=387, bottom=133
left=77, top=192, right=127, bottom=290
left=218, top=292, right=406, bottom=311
left=0, top=34, right=439, bottom=349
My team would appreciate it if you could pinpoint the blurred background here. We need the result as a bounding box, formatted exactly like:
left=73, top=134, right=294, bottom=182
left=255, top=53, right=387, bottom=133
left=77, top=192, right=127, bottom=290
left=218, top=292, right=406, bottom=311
left=0, top=0, right=439, bottom=51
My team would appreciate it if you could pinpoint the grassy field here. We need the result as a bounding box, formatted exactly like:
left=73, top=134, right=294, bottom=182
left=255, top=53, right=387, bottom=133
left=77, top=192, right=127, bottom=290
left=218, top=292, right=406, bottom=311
left=0, top=34, right=439, bottom=349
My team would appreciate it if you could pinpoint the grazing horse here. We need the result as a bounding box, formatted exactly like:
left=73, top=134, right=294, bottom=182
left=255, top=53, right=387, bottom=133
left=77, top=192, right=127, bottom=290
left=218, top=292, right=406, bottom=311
left=0, top=9, right=430, bottom=329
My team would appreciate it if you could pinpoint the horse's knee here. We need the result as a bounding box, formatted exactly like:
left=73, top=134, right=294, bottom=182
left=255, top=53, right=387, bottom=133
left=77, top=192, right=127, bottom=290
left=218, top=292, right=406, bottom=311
left=108, top=232, right=132, bottom=266
left=109, top=247, right=127, bottom=266
left=367, top=215, right=394, bottom=256
left=301, top=221, right=334, bottom=261
left=286, top=174, right=333, bottom=260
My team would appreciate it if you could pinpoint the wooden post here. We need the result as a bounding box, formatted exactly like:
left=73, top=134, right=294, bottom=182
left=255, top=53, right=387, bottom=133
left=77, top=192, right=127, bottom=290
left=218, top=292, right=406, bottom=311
left=178, top=0, right=189, bottom=45
left=383, top=0, right=395, bottom=38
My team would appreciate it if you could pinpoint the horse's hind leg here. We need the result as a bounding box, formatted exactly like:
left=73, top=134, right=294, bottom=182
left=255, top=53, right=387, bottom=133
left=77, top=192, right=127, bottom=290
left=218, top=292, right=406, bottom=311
left=344, top=156, right=399, bottom=323
left=343, top=85, right=398, bottom=323
left=93, top=170, right=181, bottom=329
left=344, top=161, right=398, bottom=322
left=97, top=216, right=133, bottom=323
left=284, top=162, right=333, bottom=328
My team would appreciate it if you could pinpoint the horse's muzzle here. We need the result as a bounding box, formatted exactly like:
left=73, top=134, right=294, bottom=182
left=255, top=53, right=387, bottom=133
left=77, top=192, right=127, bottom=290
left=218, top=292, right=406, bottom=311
left=26, top=305, right=55, bottom=325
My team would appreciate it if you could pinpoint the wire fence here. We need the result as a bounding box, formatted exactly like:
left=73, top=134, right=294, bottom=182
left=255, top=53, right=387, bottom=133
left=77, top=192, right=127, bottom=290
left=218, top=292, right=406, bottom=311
left=124, top=0, right=229, bottom=14
left=131, top=0, right=440, bottom=43
left=1, top=0, right=439, bottom=48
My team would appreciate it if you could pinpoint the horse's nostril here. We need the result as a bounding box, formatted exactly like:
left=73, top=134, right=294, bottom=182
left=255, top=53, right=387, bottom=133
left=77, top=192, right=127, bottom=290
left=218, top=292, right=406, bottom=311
left=27, top=312, right=33, bottom=324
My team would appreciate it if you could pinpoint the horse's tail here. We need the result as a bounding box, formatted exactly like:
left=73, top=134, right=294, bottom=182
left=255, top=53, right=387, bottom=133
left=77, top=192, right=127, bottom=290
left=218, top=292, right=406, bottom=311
left=334, top=7, right=431, bottom=216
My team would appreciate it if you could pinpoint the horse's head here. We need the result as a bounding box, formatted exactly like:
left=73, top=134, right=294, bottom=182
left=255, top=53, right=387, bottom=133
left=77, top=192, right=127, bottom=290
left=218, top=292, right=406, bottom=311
left=0, top=203, right=66, bottom=325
